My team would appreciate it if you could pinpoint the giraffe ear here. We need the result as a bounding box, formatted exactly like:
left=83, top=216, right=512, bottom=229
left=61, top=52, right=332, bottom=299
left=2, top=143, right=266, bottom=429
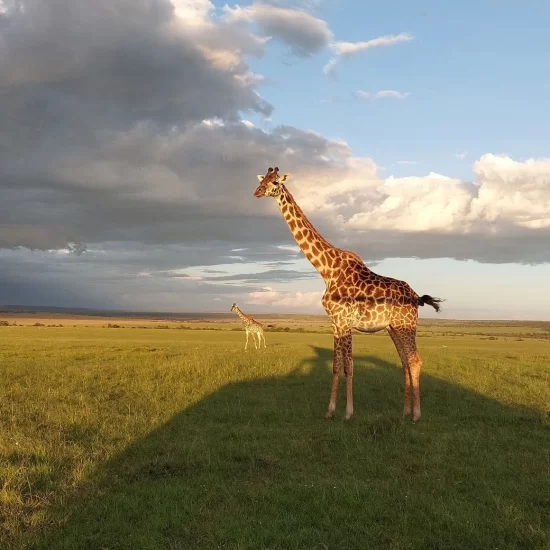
left=280, top=174, right=290, bottom=182
left=257, top=175, right=264, bottom=182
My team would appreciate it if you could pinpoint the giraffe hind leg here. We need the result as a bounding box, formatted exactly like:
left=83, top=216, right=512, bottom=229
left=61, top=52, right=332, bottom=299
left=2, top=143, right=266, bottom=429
left=342, top=332, right=354, bottom=420
left=388, top=327, right=412, bottom=418
left=388, top=326, right=422, bottom=422
left=326, top=332, right=345, bottom=419
left=409, top=351, right=422, bottom=422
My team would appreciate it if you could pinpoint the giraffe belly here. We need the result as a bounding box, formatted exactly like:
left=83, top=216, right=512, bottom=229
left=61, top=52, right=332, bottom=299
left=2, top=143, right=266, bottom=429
left=354, top=319, right=389, bottom=333
left=323, top=296, right=390, bottom=333
left=352, top=298, right=391, bottom=332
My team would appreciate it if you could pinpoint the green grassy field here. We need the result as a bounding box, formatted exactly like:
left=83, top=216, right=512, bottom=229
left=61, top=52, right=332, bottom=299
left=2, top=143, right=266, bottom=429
left=1, top=323, right=549, bottom=549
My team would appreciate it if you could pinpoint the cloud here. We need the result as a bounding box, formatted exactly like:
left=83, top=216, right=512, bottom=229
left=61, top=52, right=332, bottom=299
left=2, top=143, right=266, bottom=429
left=333, top=33, right=413, bottom=57
left=202, top=269, right=317, bottom=283
left=0, top=117, right=362, bottom=251
left=309, top=154, right=550, bottom=264
left=66, top=242, right=88, bottom=256
left=455, top=152, right=468, bottom=160
left=337, top=154, right=550, bottom=236
left=223, top=2, right=332, bottom=57
left=0, top=244, right=305, bottom=312
left=324, top=32, right=413, bottom=75
left=356, top=90, right=410, bottom=101
left=3, top=106, right=549, bottom=264
left=322, top=57, right=339, bottom=75
left=246, top=289, right=324, bottom=310
left=0, top=0, right=272, bottom=120
left=470, top=154, right=550, bottom=230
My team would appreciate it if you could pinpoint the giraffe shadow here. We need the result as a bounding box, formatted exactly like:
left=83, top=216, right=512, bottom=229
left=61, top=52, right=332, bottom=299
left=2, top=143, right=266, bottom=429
left=28, top=346, right=549, bottom=550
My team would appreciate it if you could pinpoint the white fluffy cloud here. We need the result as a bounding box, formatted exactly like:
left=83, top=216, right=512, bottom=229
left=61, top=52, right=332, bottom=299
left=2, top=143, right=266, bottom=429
left=292, top=153, right=550, bottom=238
left=471, top=155, right=550, bottom=229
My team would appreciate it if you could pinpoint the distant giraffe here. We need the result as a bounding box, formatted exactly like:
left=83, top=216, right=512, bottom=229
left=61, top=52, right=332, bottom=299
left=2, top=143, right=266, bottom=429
left=254, top=167, right=442, bottom=422
left=230, top=303, right=266, bottom=351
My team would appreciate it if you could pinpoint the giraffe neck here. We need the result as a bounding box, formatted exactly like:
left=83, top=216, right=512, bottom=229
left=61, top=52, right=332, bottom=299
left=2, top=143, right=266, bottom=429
left=275, top=185, right=336, bottom=279
left=234, top=307, right=252, bottom=324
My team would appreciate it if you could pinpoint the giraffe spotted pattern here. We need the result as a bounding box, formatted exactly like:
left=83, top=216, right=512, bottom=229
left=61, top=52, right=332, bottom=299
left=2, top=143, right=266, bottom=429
left=254, top=167, right=442, bottom=422
left=230, top=303, right=266, bottom=351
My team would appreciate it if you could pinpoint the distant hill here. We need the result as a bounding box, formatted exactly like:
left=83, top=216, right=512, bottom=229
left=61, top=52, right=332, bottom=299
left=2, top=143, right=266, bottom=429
left=0, top=304, right=322, bottom=322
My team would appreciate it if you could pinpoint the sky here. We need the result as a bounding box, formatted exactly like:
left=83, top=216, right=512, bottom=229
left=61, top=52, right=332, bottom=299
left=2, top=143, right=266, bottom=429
left=1, top=0, right=550, bottom=319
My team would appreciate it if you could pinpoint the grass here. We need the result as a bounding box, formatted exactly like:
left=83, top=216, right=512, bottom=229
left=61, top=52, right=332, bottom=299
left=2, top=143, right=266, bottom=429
left=1, top=324, right=549, bottom=549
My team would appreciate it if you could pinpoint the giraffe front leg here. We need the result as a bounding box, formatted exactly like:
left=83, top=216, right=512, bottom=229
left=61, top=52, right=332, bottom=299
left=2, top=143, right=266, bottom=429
left=342, top=332, right=354, bottom=420
left=245, top=331, right=249, bottom=351
left=254, top=332, right=258, bottom=349
left=326, top=332, right=344, bottom=419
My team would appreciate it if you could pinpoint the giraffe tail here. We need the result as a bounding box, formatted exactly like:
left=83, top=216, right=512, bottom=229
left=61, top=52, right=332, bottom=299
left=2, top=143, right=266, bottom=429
left=418, top=295, right=444, bottom=312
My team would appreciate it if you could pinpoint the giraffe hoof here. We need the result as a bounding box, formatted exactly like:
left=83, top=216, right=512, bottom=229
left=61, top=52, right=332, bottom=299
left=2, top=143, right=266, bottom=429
left=344, top=414, right=353, bottom=421
left=325, top=411, right=334, bottom=419
left=412, top=416, right=420, bottom=424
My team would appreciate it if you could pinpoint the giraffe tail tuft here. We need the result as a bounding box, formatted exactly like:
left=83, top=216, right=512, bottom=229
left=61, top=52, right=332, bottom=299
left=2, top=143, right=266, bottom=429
left=418, top=295, right=444, bottom=312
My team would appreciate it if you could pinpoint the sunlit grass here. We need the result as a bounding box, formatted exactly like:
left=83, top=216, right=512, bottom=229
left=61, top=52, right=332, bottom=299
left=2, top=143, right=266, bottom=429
left=1, top=326, right=549, bottom=549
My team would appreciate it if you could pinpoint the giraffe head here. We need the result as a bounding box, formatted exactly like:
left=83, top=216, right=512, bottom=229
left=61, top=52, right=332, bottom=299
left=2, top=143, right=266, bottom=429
left=254, top=166, right=290, bottom=198
left=230, top=303, right=237, bottom=312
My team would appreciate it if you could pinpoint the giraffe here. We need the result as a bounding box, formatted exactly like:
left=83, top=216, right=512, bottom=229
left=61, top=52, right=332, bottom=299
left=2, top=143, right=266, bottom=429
left=230, top=303, right=267, bottom=351
left=253, top=167, right=442, bottom=422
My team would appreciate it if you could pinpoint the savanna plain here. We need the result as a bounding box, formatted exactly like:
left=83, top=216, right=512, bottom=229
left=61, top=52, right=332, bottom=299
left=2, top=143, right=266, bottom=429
left=1, top=311, right=549, bottom=550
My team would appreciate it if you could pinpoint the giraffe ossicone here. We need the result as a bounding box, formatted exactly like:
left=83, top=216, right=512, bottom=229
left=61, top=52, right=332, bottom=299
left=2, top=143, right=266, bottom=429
left=254, top=166, right=443, bottom=422
left=230, top=303, right=266, bottom=351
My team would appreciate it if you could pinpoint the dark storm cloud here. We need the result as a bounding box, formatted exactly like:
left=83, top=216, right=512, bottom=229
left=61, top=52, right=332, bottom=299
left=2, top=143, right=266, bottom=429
left=343, top=228, right=550, bottom=266
left=0, top=0, right=270, bottom=124
left=0, top=115, right=351, bottom=251
left=0, top=246, right=274, bottom=311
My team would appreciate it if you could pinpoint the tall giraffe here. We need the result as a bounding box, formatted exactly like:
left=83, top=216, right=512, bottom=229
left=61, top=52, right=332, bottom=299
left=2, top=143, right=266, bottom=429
left=230, top=303, right=266, bottom=351
left=254, top=167, right=442, bottom=422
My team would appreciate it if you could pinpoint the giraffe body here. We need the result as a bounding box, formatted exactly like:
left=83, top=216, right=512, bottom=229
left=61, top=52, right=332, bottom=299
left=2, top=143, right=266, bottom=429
left=322, top=260, right=419, bottom=332
left=230, top=303, right=266, bottom=351
left=254, top=167, right=442, bottom=422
